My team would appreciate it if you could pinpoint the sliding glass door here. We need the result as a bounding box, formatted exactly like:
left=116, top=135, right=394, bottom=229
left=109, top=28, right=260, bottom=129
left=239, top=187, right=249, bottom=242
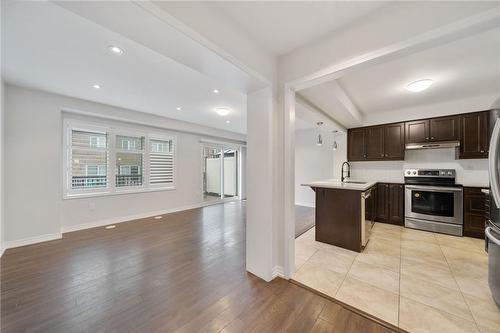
left=202, top=144, right=239, bottom=202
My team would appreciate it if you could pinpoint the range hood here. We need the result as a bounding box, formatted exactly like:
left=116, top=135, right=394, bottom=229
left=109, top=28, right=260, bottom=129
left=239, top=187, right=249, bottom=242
left=405, top=140, right=460, bottom=150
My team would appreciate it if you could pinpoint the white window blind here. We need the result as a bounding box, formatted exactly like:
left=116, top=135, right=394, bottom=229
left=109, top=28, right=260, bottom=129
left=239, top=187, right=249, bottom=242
left=149, top=138, right=174, bottom=186
left=70, top=130, right=108, bottom=189
left=116, top=135, right=144, bottom=188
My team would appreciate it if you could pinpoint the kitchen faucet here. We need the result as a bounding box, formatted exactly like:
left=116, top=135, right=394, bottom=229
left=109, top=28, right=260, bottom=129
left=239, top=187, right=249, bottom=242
left=341, top=161, right=351, bottom=182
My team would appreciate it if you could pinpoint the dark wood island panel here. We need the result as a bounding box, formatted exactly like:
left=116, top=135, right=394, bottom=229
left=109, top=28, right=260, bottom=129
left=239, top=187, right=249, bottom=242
left=315, top=187, right=362, bottom=252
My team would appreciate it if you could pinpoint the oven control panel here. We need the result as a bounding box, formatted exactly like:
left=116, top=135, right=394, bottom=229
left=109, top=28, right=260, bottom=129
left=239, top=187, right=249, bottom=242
left=404, top=169, right=456, bottom=178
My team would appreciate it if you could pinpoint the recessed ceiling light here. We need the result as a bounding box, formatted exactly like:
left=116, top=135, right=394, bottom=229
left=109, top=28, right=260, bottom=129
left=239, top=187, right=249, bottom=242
left=213, top=89, right=220, bottom=94
left=226, top=120, right=231, bottom=124
left=176, top=107, right=182, bottom=111
left=215, top=107, right=230, bottom=116
left=93, top=84, right=101, bottom=89
left=154, top=216, right=163, bottom=220
left=406, top=79, right=433, bottom=92
left=105, top=225, right=116, bottom=229
left=108, top=45, right=124, bottom=55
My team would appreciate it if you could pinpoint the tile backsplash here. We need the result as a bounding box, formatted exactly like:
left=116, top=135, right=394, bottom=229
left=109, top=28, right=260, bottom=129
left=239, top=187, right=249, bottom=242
left=350, top=148, right=489, bottom=187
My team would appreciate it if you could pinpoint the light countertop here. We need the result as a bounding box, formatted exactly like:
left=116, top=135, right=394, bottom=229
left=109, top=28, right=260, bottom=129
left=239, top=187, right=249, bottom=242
left=301, top=179, right=377, bottom=191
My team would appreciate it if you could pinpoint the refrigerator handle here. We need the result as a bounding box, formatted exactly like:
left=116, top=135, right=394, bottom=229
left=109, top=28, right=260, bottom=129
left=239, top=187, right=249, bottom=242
left=489, top=119, right=500, bottom=208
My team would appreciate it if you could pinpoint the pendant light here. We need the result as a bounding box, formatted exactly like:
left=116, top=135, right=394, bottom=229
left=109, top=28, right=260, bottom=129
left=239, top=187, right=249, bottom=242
left=332, top=130, right=339, bottom=150
left=316, top=122, right=323, bottom=146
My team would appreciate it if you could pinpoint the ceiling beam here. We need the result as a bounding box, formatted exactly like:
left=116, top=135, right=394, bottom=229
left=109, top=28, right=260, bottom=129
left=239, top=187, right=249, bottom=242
left=329, top=81, right=363, bottom=124
left=295, top=94, right=346, bottom=132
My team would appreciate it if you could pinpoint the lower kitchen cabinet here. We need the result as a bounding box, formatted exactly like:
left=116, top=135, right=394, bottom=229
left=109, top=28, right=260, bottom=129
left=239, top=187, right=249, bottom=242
left=376, top=183, right=404, bottom=225
left=463, top=187, right=488, bottom=238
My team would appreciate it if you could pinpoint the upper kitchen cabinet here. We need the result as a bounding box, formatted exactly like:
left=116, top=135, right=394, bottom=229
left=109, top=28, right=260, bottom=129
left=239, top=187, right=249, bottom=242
left=365, top=126, right=385, bottom=160
left=348, top=123, right=404, bottom=161
left=429, top=115, right=460, bottom=141
left=405, top=119, right=429, bottom=143
left=384, top=123, right=405, bottom=159
left=347, top=128, right=366, bottom=161
left=405, top=115, right=459, bottom=143
left=459, top=111, right=489, bottom=159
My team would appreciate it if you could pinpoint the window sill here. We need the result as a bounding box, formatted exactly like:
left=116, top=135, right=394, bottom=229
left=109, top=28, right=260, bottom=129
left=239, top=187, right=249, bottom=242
left=63, top=186, right=176, bottom=200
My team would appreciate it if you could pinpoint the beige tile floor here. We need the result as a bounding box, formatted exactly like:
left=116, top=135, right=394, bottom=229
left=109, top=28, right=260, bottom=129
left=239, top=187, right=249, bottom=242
left=293, top=223, right=500, bottom=333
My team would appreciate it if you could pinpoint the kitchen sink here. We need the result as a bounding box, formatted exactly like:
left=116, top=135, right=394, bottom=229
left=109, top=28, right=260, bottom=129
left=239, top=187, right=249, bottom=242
left=343, top=180, right=367, bottom=184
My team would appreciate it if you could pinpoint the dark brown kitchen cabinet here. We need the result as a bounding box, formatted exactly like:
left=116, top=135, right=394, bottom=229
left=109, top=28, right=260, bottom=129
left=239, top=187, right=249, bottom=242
left=376, top=183, right=404, bottom=225
left=429, top=115, right=460, bottom=141
left=463, top=187, right=488, bottom=238
left=365, top=126, right=385, bottom=160
left=384, top=123, right=405, bottom=159
left=405, top=115, right=459, bottom=143
left=348, top=128, right=366, bottom=161
left=405, top=120, right=429, bottom=143
left=348, top=123, right=404, bottom=161
left=459, top=112, right=489, bottom=159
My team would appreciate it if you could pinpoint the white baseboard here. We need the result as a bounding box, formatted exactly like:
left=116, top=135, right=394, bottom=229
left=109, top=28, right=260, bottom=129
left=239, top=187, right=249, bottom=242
left=272, top=265, right=285, bottom=279
left=61, top=201, right=230, bottom=233
left=295, top=202, right=315, bottom=208
left=4, top=233, right=62, bottom=250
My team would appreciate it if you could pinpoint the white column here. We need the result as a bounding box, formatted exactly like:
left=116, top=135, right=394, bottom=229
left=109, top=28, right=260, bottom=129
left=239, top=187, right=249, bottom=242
left=246, top=87, right=274, bottom=281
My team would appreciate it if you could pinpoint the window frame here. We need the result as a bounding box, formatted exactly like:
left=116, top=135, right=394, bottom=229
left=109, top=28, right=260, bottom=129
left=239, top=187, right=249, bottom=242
left=63, top=119, right=176, bottom=199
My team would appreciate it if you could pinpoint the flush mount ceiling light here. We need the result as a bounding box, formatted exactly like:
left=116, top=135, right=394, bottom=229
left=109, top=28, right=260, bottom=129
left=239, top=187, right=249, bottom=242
left=108, top=45, right=124, bottom=55
left=213, top=89, right=220, bottom=94
left=226, top=120, right=231, bottom=124
left=406, top=79, right=433, bottom=92
left=176, top=107, right=182, bottom=111
left=215, top=107, right=230, bottom=116
left=93, top=84, right=101, bottom=89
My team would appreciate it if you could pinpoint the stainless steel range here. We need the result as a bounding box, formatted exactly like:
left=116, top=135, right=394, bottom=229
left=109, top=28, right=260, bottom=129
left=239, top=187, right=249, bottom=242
left=404, top=168, right=463, bottom=236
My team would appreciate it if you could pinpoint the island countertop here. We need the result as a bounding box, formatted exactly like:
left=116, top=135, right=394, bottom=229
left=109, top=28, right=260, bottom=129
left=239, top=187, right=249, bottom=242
left=301, top=179, right=377, bottom=191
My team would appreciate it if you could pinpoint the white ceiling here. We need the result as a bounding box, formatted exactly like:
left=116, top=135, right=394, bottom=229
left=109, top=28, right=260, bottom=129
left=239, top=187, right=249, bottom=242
left=300, top=26, right=500, bottom=127
left=2, top=1, right=250, bottom=134
left=338, top=27, right=500, bottom=114
left=173, top=1, right=388, bottom=56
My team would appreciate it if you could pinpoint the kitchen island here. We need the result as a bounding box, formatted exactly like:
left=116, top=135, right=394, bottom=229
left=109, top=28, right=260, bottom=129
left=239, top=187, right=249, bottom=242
left=302, top=180, right=376, bottom=252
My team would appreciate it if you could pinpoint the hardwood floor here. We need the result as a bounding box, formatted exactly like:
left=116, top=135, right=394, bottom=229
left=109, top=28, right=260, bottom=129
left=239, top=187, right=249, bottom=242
left=1, top=201, right=394, bottom=333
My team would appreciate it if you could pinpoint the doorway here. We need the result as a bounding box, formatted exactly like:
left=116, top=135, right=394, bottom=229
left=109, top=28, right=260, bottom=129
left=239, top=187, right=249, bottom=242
left=202, top=144, right=240, bottom=203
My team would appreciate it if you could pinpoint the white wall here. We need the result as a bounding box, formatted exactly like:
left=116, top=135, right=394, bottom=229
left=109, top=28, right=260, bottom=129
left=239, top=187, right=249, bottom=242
left=0, top=80, right=4, bottom=254
left=351, top=149, right=489, bottom=187
left=4, top=84, right=245, bottom=247
left=294, top=129, right=335, bottom=207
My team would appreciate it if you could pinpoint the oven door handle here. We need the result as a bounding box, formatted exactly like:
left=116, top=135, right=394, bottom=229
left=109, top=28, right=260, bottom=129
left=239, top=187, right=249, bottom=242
left=405, top=185, right=463, bottom=192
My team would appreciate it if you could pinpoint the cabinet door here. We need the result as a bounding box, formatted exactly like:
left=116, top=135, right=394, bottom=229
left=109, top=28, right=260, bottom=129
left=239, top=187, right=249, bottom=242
left=459, top=112, right=489, bottom=159
left=348, top=128, right=366, bottom=161
left=388, top=184, right=405, bottom=225
left=365, top=126, right=385, bottom=160
left=405, top=120, right=429, bottom=143
left=384, top=123, right=405, bottom=160
left=463, top=187, right=487, bottom=238
left=429, top=115, right=460, bottom=141
left=375, top=183, right=389, bottom=222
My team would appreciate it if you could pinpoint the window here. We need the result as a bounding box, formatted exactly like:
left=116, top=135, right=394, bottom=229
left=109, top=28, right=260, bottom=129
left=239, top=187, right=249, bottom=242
left=149, top=138, right=174, bottom=186
left=70, top=130, right=108, bottom=190
left=115, top=135, right=144, bottom=188
left=64, top=120, right=176, bottom=198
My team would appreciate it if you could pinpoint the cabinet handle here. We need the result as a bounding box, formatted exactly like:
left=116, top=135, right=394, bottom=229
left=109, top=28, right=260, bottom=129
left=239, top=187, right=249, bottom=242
left=425, top=137, right=429, bottom=140
left=381, top=154, right=384, bottom=157
left=431, top=136, right=435, bottom=140
left=481, top=150, right=485, bottom=153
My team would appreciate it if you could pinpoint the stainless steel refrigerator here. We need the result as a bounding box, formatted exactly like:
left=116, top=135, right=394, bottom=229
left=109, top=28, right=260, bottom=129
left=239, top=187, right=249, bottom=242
left=487, top=109, right=500, bottom=307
